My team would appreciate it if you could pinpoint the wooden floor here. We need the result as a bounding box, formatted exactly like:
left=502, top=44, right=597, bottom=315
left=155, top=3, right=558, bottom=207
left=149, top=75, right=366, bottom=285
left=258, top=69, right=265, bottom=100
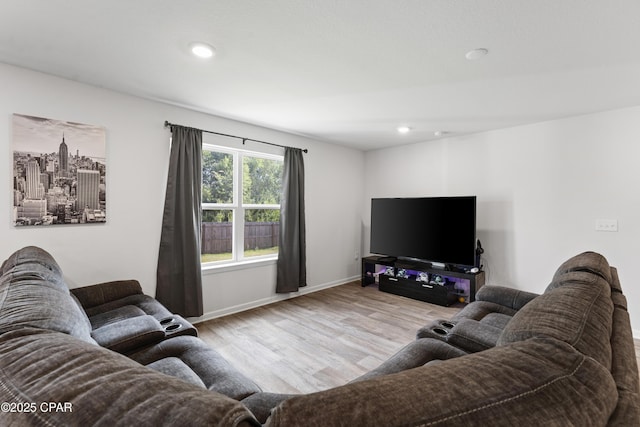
left=198, top=281, right=640, bottom=394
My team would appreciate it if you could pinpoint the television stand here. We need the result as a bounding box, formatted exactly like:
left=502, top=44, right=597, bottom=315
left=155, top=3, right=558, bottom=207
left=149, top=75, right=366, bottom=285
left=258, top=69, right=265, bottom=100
left=361, top=255, right=485, bottom=306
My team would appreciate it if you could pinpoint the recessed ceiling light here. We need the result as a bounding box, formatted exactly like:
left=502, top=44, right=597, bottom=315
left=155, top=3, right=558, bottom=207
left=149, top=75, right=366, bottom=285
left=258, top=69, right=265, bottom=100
left=465, top=48, right=488, bottom=60
left=190, top=42, right=216, bottom=59
left=397, top=126, right=411, bottom=134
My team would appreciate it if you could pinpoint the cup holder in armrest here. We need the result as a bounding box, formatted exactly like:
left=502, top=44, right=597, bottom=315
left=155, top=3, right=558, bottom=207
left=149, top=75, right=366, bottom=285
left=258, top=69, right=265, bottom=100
left=416, top=319, right=457, bottom=341
left=160, top=317, right=175, bottom=326
left=431, top=320, right=457, bottom=337
left=159, top=315, right=198, bottom=338
left=165, top=323, right=182, bottom=332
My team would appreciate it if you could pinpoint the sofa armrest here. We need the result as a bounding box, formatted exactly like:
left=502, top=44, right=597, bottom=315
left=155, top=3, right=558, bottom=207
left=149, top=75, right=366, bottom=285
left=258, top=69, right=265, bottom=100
left=446, top=318, right=503, bottom=353
left=350, top=338, right=468, bottom=383
left=475, top=285, right=539, bottom=310
left=71, top=279, right=143, bottom=309
left=91, top=315, right=165, bottom=354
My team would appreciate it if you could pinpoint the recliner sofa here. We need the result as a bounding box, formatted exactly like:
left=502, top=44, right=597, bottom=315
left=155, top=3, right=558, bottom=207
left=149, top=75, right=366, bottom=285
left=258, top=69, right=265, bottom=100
left=416, top=282, right=540, bottom=352
left=0, top=246, right=261, bottom=426
left=70, top=276, right=260, bottom=400
left=244, top=251, right=640, bottom=425
left=1, top=246, right=639, bottom=426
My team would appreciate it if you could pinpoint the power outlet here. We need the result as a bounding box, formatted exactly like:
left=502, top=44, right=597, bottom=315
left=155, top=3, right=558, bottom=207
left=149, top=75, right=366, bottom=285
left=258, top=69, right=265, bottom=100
left=354, top=250, right=360, bottom=260
left=595, top=219, right=618, bottom=232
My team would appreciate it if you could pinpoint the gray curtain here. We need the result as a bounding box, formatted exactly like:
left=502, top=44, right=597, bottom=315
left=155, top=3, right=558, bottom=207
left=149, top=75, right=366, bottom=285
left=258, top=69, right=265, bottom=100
left=276, top=147, right=307, bottom=293
left=156, top=125, right=204, bottom=317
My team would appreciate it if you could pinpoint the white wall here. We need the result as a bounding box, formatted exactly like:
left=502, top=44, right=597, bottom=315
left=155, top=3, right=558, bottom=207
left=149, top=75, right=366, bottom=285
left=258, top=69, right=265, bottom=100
left=364, top=106, right=640, bottom=334
left=0, top=63, right=365, bottom=319
left=5, top=60, right=639, bottom=333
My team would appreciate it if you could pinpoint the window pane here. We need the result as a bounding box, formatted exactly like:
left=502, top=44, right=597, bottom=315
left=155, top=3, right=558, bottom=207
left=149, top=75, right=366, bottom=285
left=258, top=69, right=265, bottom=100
left=243, top=156, right=283, bottom=204
left=244, top=209, right=279, bottom=258
left=201, top=210, right=233, bottom=263
left=202, top=150, right=233, bottom=204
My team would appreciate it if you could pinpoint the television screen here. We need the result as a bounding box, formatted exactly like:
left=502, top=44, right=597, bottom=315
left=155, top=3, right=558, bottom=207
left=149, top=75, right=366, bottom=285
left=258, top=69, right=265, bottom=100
left=370, top=196, right=476, bottom=267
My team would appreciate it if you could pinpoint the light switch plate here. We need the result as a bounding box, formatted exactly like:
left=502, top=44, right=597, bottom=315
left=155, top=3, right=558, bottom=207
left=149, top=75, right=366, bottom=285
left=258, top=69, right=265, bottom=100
left=595, top=219, right=618, bottom=232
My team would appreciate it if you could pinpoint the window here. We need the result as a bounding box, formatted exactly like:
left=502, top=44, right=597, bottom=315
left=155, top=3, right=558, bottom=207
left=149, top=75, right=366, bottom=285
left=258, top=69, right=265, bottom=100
left=201, top=144, right=283, bottom=265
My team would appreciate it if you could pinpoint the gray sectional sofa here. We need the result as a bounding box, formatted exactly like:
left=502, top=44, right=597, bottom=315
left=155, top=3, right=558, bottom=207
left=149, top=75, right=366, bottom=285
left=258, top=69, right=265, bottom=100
left=0, top=246, right=261, bottom=426
left=1, top=246, right=639, bottom=426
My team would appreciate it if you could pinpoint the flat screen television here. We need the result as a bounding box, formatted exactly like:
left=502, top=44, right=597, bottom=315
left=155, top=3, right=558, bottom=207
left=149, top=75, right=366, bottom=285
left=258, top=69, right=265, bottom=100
left=370, top=196, right=477, bottom=268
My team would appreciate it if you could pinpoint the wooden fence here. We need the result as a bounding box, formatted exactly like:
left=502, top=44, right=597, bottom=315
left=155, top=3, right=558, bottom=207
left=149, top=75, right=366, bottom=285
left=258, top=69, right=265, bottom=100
left=201, top=222, right=279, bottom=254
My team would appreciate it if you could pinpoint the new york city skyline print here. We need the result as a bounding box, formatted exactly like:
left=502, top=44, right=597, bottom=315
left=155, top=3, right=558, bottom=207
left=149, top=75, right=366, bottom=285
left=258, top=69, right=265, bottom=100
left=12, top=114, right=106, bottom=226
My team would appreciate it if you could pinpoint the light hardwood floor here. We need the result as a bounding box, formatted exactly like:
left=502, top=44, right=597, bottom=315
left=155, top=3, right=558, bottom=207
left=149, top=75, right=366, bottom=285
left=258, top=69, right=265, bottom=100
left=198, top=281, right=640, bottom=394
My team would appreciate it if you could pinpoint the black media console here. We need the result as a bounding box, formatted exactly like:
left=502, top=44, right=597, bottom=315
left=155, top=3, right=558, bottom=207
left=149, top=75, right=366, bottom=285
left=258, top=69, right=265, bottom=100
left=361, top=255, right=485, bottom=306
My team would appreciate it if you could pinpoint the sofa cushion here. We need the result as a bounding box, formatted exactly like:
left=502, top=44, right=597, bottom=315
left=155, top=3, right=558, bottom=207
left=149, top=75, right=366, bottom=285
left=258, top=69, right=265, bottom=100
left=87, top=304, right=147, bottom=329
left=128, top=335, right=262, bottom=400
left=70, top=279, right=145, bottom=309
left=475, top=285, right=539, bottom=310
left=451, top=300, right=519, bottom=323
left=0, top=327, right=259, bottom=427
left=91, top=315, right=166, bottom=354
left=497, top=275, right=613, bottom=369
left=0, top=246, right=95, bottom=344
left=146, top=357, right=207, bottom=388
left=265, top=337, right=617, bottom=426
left=481, top=312, right=512, bottom=330
left=83, top=293, right=173, bottom=322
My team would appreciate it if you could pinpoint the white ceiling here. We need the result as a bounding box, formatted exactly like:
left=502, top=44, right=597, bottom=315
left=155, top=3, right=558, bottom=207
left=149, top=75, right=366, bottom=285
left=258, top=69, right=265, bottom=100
left=2, top=1, right=640, bottom=151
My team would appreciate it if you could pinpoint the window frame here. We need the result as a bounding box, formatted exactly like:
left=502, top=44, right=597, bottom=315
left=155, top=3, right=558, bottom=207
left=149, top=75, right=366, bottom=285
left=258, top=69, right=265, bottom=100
left=201, top=143, right=283, bottom=269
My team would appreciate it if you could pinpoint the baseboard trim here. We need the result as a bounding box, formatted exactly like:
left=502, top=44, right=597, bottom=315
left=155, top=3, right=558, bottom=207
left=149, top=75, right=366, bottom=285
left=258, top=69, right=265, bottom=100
left=188, top=275, right=360, bottom=325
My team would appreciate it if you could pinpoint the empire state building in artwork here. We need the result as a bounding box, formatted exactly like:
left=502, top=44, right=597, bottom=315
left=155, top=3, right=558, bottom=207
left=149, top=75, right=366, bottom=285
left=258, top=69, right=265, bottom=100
left=59, top=133, right=69, bottom=177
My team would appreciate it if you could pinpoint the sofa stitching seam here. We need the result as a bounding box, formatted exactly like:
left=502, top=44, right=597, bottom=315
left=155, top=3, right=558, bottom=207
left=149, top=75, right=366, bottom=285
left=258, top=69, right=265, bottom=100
left=419, top=357, right=586, bottom=426
left=570, top=285, right=603, bottom=348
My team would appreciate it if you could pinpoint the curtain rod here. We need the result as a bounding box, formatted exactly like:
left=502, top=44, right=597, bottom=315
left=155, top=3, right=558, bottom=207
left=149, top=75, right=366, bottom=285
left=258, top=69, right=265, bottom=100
left=164, top=121, right=308, bottom=153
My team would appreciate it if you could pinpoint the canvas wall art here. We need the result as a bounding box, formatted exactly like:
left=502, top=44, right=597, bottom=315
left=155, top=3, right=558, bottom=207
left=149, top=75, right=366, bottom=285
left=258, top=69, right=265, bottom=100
left=12, top=114, right=106, bottom=226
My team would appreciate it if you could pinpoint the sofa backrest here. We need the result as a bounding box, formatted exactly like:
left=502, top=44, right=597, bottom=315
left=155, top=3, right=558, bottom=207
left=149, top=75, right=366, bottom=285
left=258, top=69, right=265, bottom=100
left=266, top=336, right=619, bottom=426
left=0, top=246, right=95, bottom=344
left=547, top=250, right=612, bottom=292
left=497, top=252, right=613, bottom=370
